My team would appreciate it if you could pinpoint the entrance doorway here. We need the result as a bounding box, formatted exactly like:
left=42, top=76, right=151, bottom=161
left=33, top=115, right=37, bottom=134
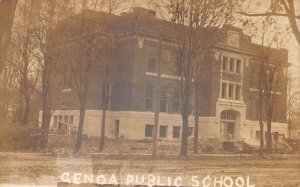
left=220, top=110, right=238, bottom=140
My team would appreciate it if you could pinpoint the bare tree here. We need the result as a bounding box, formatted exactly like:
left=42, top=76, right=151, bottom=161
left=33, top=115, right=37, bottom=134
left=0, top=55, right=18, bottom=120
left=69, top=17, right=96, bottom=153
left=286, top=74, right=298, bottom=139
left=243, top=17, right=290, bottom=153
left=35, top=0, right=73, bottom=149
left=9, top=0, right=42, bottom=125
left=152, top=0, right=239, bottom=156
left=240, top=0, right=300, bottom=46
left=93, top=0, right=136, bottom=153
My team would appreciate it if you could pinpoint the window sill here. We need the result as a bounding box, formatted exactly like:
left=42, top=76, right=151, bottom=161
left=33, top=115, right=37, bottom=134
left=222, top=70, right=241, bottom=75
left=218, top=98, right=244, bottom=104
left=249, top=88, right=282, bottom=95
left=61, top=88, right=71, bottom=92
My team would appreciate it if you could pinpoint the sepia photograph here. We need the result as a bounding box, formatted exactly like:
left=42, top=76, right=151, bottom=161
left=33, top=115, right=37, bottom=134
left=0, top=0, right=300, bottom=186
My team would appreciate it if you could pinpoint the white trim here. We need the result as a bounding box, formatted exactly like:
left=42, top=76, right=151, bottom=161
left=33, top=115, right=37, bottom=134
left=249, top=87, right=282, bottom=95
left=61, top=88, right=71, bottom=92
left=146, top=71, right=181, bottom=80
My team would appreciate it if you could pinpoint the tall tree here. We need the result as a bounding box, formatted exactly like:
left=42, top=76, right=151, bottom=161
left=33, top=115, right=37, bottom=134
left=286, top=72, right=299, bottom=139
left=70, top=16, right=95, bottom=153
left=10, top=0, right=41, bottom=125
left=35, top=0, right=73, bottom=149
left=94, top=0, right=136, bottom=153
left=243, top=16, right=290, bottom=153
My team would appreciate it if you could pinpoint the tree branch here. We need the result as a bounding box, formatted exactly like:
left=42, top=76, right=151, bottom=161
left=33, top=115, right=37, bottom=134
left=239, top=11, right=300, bottom=20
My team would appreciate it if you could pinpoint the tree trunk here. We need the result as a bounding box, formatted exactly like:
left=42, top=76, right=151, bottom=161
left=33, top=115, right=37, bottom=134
left=259, top=120, right=264, bottom=154
left=23, top=92, right=30, bottom=125
left=193, top=114, right=199, bottom=154
left=0, top=0, right=18, bottom=74
left=266, top=123, right=272, bottom=152
left=40, top=64, right=52, bottom=149
left=99, top=83, right=109, bottom=152
left=74, top=96, right=87, bottom=153
left=20, top=27, right=30, bottom=125
left=258, top=61, right=264, bottom=155
left=181, top=114, right=189, bottom=156
left=193, top=70, right=200, bottom=154
left=180, top=84, right=191, bottom=156
left=285, top=0, right=300, bottom=46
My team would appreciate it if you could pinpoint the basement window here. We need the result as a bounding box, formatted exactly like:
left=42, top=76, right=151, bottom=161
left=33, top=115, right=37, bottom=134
left=114, top=120, right=120, bottom=137
left=188, top=127, right=193, bottom=137
left=173, top=126, right=181, bottom=138
left=145, top=124, right=154, bottom=138
left=159, top=125, right=168, bottom=138
left=53, top=116, right=57, bottom=129
left=69, top=116, right=74, bottom=125
left=256, top=131, right=260, bottom=141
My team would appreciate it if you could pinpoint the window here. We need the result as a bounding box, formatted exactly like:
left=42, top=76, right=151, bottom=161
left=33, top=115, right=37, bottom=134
left=273, top=71, right=279, bottom=90
left=64, top=115, right=68, bottom=123
left=250, top=100, right=258, bottom=120
left=230, top=58, right=235, bottom=72
left=235, top=85, right=240, bottom=100
left=147, top=45, right=157, bottom=56
left=222, top=57, right=242, bottom=74
left=250, top=65, right=258, bottom=88
left=188, top=127, right=193, bottom=137
left=162, top=49, right=171, bottom=62
left=222, top=56, right=228, bottom=71
left=145, top=124, right=154, bottom=137
left=272, top=102, right=279, bottom=122
left=173, top=126, right=181, bottom=138
left=53, top=116, right=57, bottom=129
left=228, top=84, right=234, bottom=99
left=255, top=131, right=260, bottom=141
left=221, top=111, right=236, bottom=121
left=114, top=120, right=120, bottom=137
left=173, top=89, right=180, bottom=113
left=236, top=59, right=241, bottom=73
left=58, top=115, right=62, bottom=127
left=221, top=83, right=227, bottom=99
left=63, top=64, right=67, bottom=88
left=69, top=115, right=74, bottom=125
left=221, top=82, right=241, bottom=100
left=159, top=125, right=168, bottom=138
left=68, top=70, right=72, bottom=88
left=160, top=86, right=168, bottom=112
left=147, top=58, right=156, bottom=73
left=146, top=84, right=155, bottom=111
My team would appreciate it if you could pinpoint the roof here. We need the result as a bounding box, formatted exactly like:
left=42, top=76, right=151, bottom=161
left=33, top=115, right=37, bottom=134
left=52, top=7, right=288, bottom=64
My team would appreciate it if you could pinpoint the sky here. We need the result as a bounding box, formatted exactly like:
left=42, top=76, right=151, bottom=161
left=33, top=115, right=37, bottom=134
left=242, top=0, right=300, bottom=85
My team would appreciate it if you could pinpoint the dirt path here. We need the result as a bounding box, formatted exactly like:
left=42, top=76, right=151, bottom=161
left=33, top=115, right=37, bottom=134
left=0, top=153, right=299, bottom=186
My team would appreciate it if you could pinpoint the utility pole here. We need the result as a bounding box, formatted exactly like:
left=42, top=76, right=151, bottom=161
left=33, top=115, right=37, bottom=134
left=152, top=31, right=162, bottom=157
